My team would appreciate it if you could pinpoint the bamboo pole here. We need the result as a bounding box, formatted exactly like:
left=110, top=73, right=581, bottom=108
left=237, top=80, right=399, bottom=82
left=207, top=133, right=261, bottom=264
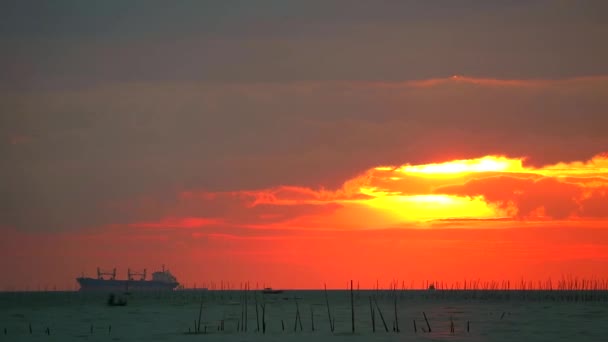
left=197, top=294, right=204, bottom=333
left=240, top=293, right=244, bottom=332
left=294, top=299, right=299, bottom=331
left=373, top=297, right=389, bottom=332
left=393, top=296, right=399, bottom=332
left=351, top=280, right=355, bottom=333
left=450, top=316, right=454, bottom=334
left=261, top=303, right=266, bottom=334
left=369, top=297, right=375, bottom=333
left=311, top=305, right=315, bottom=331
left=255, top=294, right=260, bottom=332
left=423, top=312, right=432, bottom=333
left=324, top=283, right=334, bottom=332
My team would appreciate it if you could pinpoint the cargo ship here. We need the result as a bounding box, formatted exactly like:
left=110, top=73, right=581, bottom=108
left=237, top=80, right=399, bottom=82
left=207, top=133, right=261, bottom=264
left=76, top=265, right=179, bottom=291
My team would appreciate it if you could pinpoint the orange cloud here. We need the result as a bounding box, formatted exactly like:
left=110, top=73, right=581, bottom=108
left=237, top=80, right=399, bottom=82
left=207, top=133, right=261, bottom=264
left=335, top=153, right=608, bottom=224
left=111, top=152, right=608, bottom=231
left=405, top=75, right=608, bottom=88
left=4, top=152, right=608, bottom=290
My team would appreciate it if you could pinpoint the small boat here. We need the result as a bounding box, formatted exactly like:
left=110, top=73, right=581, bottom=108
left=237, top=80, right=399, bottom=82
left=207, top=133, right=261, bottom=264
left=261, top=287, right=283, bottom=294
left=428, top=283, right=436, bottom=291
left=107, top=293, right=127, bottom=306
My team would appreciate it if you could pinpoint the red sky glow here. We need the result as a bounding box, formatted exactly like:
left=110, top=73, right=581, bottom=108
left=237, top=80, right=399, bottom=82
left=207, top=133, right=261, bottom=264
left=3, top=152, right=608, bottom=290
left=2, top=2, right=608, bottom=291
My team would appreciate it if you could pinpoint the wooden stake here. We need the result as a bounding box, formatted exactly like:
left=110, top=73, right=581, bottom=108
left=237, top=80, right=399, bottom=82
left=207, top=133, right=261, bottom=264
left=351, top=280, right=355, bottom=333
left=393, top=296, right=399, bottom=332
left=423, top=312, right=432, bottom=333
left=197, top=294, right=204, bottom=333
left=324, top=283, right=334, bottom=332
left=261, top=303, right=266, bottom=334
left=294, top=303, right=299, bottom=332
left=255, top=294, right=260, bottom=332
left=369, top=297, right=375, bottom=332
left=311, top=306, right=315, bottom=331
left=413, top=319, right=417, bottom=333
left=240, top=294, right=244, bottom=332
left=294, top=297, right=303, bottom=331
left=373, top=297, right=389, bottom=332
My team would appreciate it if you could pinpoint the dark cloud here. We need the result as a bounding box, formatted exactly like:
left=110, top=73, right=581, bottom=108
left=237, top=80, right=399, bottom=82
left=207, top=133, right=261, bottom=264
left=1, top=1, right=608, bottom=232
left=1, top=78, right=608, bottom=231
left=2, top=1, right=608, bottom=88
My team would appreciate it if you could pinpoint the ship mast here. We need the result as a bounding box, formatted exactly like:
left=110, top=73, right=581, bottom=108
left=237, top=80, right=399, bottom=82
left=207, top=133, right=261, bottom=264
left=97, top=267, right=116, bottom=280
left=128, top=268, right=147, bottom=280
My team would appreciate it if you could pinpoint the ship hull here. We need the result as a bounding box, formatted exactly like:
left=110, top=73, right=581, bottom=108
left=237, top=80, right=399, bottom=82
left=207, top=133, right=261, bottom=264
left=76, top=277, right=178, bottom=292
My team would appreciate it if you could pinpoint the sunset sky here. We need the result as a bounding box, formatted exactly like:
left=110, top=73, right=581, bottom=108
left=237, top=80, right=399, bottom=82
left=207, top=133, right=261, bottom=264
left=2, top=1, right=608, bottom=290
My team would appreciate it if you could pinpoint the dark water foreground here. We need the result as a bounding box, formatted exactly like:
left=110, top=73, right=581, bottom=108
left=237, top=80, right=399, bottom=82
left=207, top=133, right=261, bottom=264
left=2, top=289, right=608, bottom=305
left=1, top=290, right=608, bottom=341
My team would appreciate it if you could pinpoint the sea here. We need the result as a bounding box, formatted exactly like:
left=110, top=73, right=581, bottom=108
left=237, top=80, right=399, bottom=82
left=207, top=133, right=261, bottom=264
left=1, top=289, right=607, bottom=341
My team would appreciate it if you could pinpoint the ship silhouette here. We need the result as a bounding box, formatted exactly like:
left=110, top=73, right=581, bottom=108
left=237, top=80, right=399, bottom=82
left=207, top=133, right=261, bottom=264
left=77, top=265, right=179, bottom=291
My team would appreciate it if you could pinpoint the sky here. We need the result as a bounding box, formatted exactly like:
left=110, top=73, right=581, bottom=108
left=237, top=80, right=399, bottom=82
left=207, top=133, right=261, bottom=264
left=1, top=0, right=608, bottom=290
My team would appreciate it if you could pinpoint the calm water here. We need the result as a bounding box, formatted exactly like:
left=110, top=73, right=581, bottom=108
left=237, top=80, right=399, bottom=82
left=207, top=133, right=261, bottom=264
left=1, top=290, right=608, bottom=341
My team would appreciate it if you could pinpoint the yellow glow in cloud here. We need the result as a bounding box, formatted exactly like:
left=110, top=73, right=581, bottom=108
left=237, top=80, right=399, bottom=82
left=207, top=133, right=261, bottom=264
left=536, top=154, right=608, bottom=176
left=346, top=154, right=608, bottom=225
left=357, top=187, right=502, bottom=223
left=377, top=156, right=525, bottom=176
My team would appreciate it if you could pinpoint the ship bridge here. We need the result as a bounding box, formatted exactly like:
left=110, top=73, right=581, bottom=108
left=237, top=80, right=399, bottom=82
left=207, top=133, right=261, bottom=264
left=151, top=265, right=177, bottom=283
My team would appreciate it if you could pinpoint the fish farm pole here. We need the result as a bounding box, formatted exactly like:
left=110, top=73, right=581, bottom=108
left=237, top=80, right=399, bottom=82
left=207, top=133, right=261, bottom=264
left=351, top=280, right=355, bottom=333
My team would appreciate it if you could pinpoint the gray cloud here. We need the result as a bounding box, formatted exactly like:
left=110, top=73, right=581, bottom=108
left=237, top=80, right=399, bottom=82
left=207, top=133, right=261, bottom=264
left=2, top=1, right=608, bottom=232
left=1, top=77, right=608, bottom=231
left=2, top=1, right=608, bottom=88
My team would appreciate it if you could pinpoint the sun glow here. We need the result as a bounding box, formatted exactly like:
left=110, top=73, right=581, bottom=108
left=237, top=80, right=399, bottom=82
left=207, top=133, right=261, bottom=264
left=381, top=156, right=525, bottom=175
left=348, top=154, right=608, bottom=225
left=357, top=188, right=502, bottom=223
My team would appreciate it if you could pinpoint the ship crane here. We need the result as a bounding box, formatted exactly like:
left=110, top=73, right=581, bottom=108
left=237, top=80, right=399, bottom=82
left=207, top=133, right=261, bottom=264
left=128, top=268, right=147, bottom=281
left=97, top=267, right=117, bottom=280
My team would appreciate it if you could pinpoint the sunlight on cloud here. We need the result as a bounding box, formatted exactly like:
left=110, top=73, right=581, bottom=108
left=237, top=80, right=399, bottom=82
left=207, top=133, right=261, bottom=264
left=388, top=156, right=525, bottom=176
left=113, top=153, right=608, bottom=231
left=336, top=153, right=608, bottom=226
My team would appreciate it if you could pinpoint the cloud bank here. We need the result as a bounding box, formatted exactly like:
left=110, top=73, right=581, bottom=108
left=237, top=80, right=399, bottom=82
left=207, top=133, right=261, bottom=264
left=2, top=76, right=608, bottom=232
